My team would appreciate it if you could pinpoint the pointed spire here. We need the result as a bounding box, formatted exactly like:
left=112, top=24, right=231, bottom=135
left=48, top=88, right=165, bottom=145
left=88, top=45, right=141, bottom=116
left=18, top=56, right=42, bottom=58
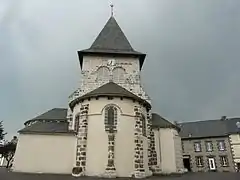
left=78, top=16, right=146, bottom=70
left=90, top=16, right=134, bottom=52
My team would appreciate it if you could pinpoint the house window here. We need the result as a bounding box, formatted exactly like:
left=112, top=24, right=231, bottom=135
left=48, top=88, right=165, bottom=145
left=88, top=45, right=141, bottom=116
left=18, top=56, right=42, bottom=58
left=105, top=106, right=117, bottom=133
left=74, top=115, right=80, bottom=133
left=196, top=156, right=204, bottom=167
left=220, top=156, right=228, bottom=167
left=205, top=141, right=213, bottom=152
left=218, top=140, right=226, bottom=151
left=113, top=67, right=125, bottom=83
left=141, top=114, right=146, bottom=136
left=194, top=142, right=201, bottom=152
left=96, top=66, right=110, bottom=82
left=181, top=141, right=185, bottom=153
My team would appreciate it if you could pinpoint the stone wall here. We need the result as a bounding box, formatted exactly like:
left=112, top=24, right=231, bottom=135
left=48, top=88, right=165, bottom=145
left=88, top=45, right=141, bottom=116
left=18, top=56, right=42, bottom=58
left=72, top=104, right=89, bottom=176
left=182, top=136, right=235, bottom=172
left=68, top=55, right=150, bottom=104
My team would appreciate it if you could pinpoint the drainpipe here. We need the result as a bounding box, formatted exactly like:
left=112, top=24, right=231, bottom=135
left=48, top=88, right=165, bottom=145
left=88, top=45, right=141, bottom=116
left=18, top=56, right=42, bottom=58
left=158, top=128, right=161, bottom=167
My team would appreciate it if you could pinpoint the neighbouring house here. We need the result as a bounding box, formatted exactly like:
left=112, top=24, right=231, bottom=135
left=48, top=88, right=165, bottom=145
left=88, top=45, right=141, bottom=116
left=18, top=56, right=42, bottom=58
left=151, top=113, right=184, bottom=174
left=225, top=118, right=240, bottom=171
left=12, top=15, right=182, bottom=178
left=179, top=117, right=236, bottom=172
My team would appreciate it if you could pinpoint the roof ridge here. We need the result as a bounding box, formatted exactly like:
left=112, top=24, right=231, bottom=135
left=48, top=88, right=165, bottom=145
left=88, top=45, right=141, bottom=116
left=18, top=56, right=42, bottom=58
left=69, top=82, right=151, bottom=110
left=180, top=119, right=223, bottom=124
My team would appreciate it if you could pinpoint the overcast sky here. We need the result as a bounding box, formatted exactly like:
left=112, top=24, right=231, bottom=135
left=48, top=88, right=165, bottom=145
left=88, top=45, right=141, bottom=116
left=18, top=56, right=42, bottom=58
left=1, top=0, right=240, bottom=140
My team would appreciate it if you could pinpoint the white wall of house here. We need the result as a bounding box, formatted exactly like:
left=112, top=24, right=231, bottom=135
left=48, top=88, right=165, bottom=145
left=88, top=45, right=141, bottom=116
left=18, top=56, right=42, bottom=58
left=73, top=97, right=149, bottom=177
left=173, top=130, right=184, bottom=172
left=154, top=128, right=182, bottom=174
left=229, top=134, right=240, bottom=164
left=13, top=133, right=77, bottom=174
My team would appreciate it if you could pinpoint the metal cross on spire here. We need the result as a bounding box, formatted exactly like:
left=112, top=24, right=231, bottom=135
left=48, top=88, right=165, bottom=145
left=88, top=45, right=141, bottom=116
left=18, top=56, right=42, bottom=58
left=110, top=4, right=114, bottom=16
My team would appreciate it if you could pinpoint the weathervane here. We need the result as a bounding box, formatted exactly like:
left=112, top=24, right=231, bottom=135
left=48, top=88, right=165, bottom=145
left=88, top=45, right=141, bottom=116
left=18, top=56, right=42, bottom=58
left=110, top=4, right=114, bottom=16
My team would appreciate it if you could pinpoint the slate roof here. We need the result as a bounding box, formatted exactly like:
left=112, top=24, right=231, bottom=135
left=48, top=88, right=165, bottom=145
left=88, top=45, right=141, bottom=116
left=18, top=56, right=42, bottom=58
left=151, top=113, right=180, bottom=131
left=77, top=16, right=146, bottom=69
left=24, top=108, right=67, bottom=125
left=69, top=82, right=151, bottom=110
left=90, top=16, right=134, bottom=52
left=179, top=119, right=229, bottom=139
left=225, top=118, right=240, bottom=134
left=19, top=121, right=75, bottom=135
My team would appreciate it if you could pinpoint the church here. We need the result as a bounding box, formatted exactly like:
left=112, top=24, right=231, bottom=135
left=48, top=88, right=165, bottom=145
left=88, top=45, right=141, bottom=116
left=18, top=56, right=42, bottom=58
left=12, top=14, right=184, bottom=178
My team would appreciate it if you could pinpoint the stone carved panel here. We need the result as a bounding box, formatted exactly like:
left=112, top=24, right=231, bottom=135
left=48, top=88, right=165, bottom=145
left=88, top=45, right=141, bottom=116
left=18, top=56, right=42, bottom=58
left=72, top=104, right=89, bottom=177
left=133, top=106, right=147, bottom=178
left=103, top=105, right=118, bottom=178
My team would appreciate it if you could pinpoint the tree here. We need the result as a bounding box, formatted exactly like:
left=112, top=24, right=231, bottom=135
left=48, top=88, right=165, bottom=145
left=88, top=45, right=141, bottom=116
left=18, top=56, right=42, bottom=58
left=0, top=136, right=17, bottom=168
left=0, top=121, right=7, bottom=141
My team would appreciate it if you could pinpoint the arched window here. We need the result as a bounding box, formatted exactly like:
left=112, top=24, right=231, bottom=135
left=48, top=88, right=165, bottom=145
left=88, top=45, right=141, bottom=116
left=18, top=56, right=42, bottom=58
left=105, top=106, right=117, bottom=133
left=141, top=114, right=146, bottom=136
left=74, top=115, right=80, bottom=133
left=113, top=67, right=125, bottom=83
left=96, top=67, right=110, bottom=82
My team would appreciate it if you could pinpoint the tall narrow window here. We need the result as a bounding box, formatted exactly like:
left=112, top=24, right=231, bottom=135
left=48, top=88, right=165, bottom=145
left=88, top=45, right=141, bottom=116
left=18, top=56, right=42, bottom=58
left=218, top=140, right=226, bottom=151
left=74, top=115, right=80, bottom=133
left=141, top=114, right=146, bottom=136
left=220, top=156, right=228, bottom=167
left=194, top=142, right=201, bottom=152
left=107, top=107, right=114, bottom=126
left=205, top=141, right=213, bottom=152
left=196, top=156, right=204, bottom=167
left=105, top=106, right=117, bottom=133
left=96, top=67, right=110, bottom=82
left=113, top=67, right=125, bottom=83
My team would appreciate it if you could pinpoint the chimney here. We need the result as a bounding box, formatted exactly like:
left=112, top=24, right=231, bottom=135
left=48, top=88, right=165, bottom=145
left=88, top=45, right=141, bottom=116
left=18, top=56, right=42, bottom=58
left=221, top=116, right=227, bottom=121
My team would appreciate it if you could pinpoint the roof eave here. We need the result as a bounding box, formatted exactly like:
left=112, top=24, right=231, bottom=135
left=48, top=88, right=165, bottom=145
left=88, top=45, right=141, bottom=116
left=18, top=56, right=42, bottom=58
left=77, top=50, right=146, bottom=70
left=69, top=94, right=151, bottom=111
left=18, top=131, right=76, bottom=135
left=152, top=125, right=181, bottom=132
left=24, top=119, right=67, bottom=126
left=181, top=134, right=228, bottom=140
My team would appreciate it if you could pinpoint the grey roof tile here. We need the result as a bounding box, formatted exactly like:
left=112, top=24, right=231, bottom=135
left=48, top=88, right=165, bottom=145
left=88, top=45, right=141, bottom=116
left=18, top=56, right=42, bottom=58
left=24, top=108, right=67, bottom=125
left=152, top=113, right=180, bottom=131
left=19, top=121, right=75, bottom=135
left=90, top=16, right=134, bottom=52
left=225, top=118, right=240, bottom=134
left=69, top=82, right=151, bottom=109
left=77, top=17, right=146, bottom=69
left=179, top=119, right=228, bottom=139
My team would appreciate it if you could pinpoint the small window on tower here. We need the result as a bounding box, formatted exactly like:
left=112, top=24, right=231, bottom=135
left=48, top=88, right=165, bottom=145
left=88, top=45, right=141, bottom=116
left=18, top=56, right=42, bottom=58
left=74, top=115, right=80, bottom=133
left=96, top=67, right=110, bottom=82
left=104, top=106, right=117, bottom=133
left=141, top=114, right=147, bottom=137
left=107, top=107, right=114, bottom=126
left=113, top=67, right=125, bottom=83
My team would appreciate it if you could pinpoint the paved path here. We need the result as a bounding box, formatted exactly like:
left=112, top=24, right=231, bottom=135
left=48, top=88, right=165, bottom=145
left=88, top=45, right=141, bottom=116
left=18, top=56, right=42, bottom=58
left=0, top=169, right=240, bottom=180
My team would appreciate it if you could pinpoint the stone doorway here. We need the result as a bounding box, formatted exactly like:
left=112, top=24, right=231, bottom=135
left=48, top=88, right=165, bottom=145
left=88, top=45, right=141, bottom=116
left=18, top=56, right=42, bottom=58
left=183, top=156, right=191, bottom=172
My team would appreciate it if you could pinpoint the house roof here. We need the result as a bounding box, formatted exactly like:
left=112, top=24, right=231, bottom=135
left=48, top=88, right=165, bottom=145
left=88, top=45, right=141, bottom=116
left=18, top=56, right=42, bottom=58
left=151, top=113, right=180, bottom=131
left=225, top=118, right=240, bottom=134
left=19, top=121, right=75, bottom=135
left=179, top=119, right=229, bottom=139
left=24, top=108, right=67, bottom=125
left=77, top=16, right=146, bottom=69
left=69, top=82, right=151, bottom=110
